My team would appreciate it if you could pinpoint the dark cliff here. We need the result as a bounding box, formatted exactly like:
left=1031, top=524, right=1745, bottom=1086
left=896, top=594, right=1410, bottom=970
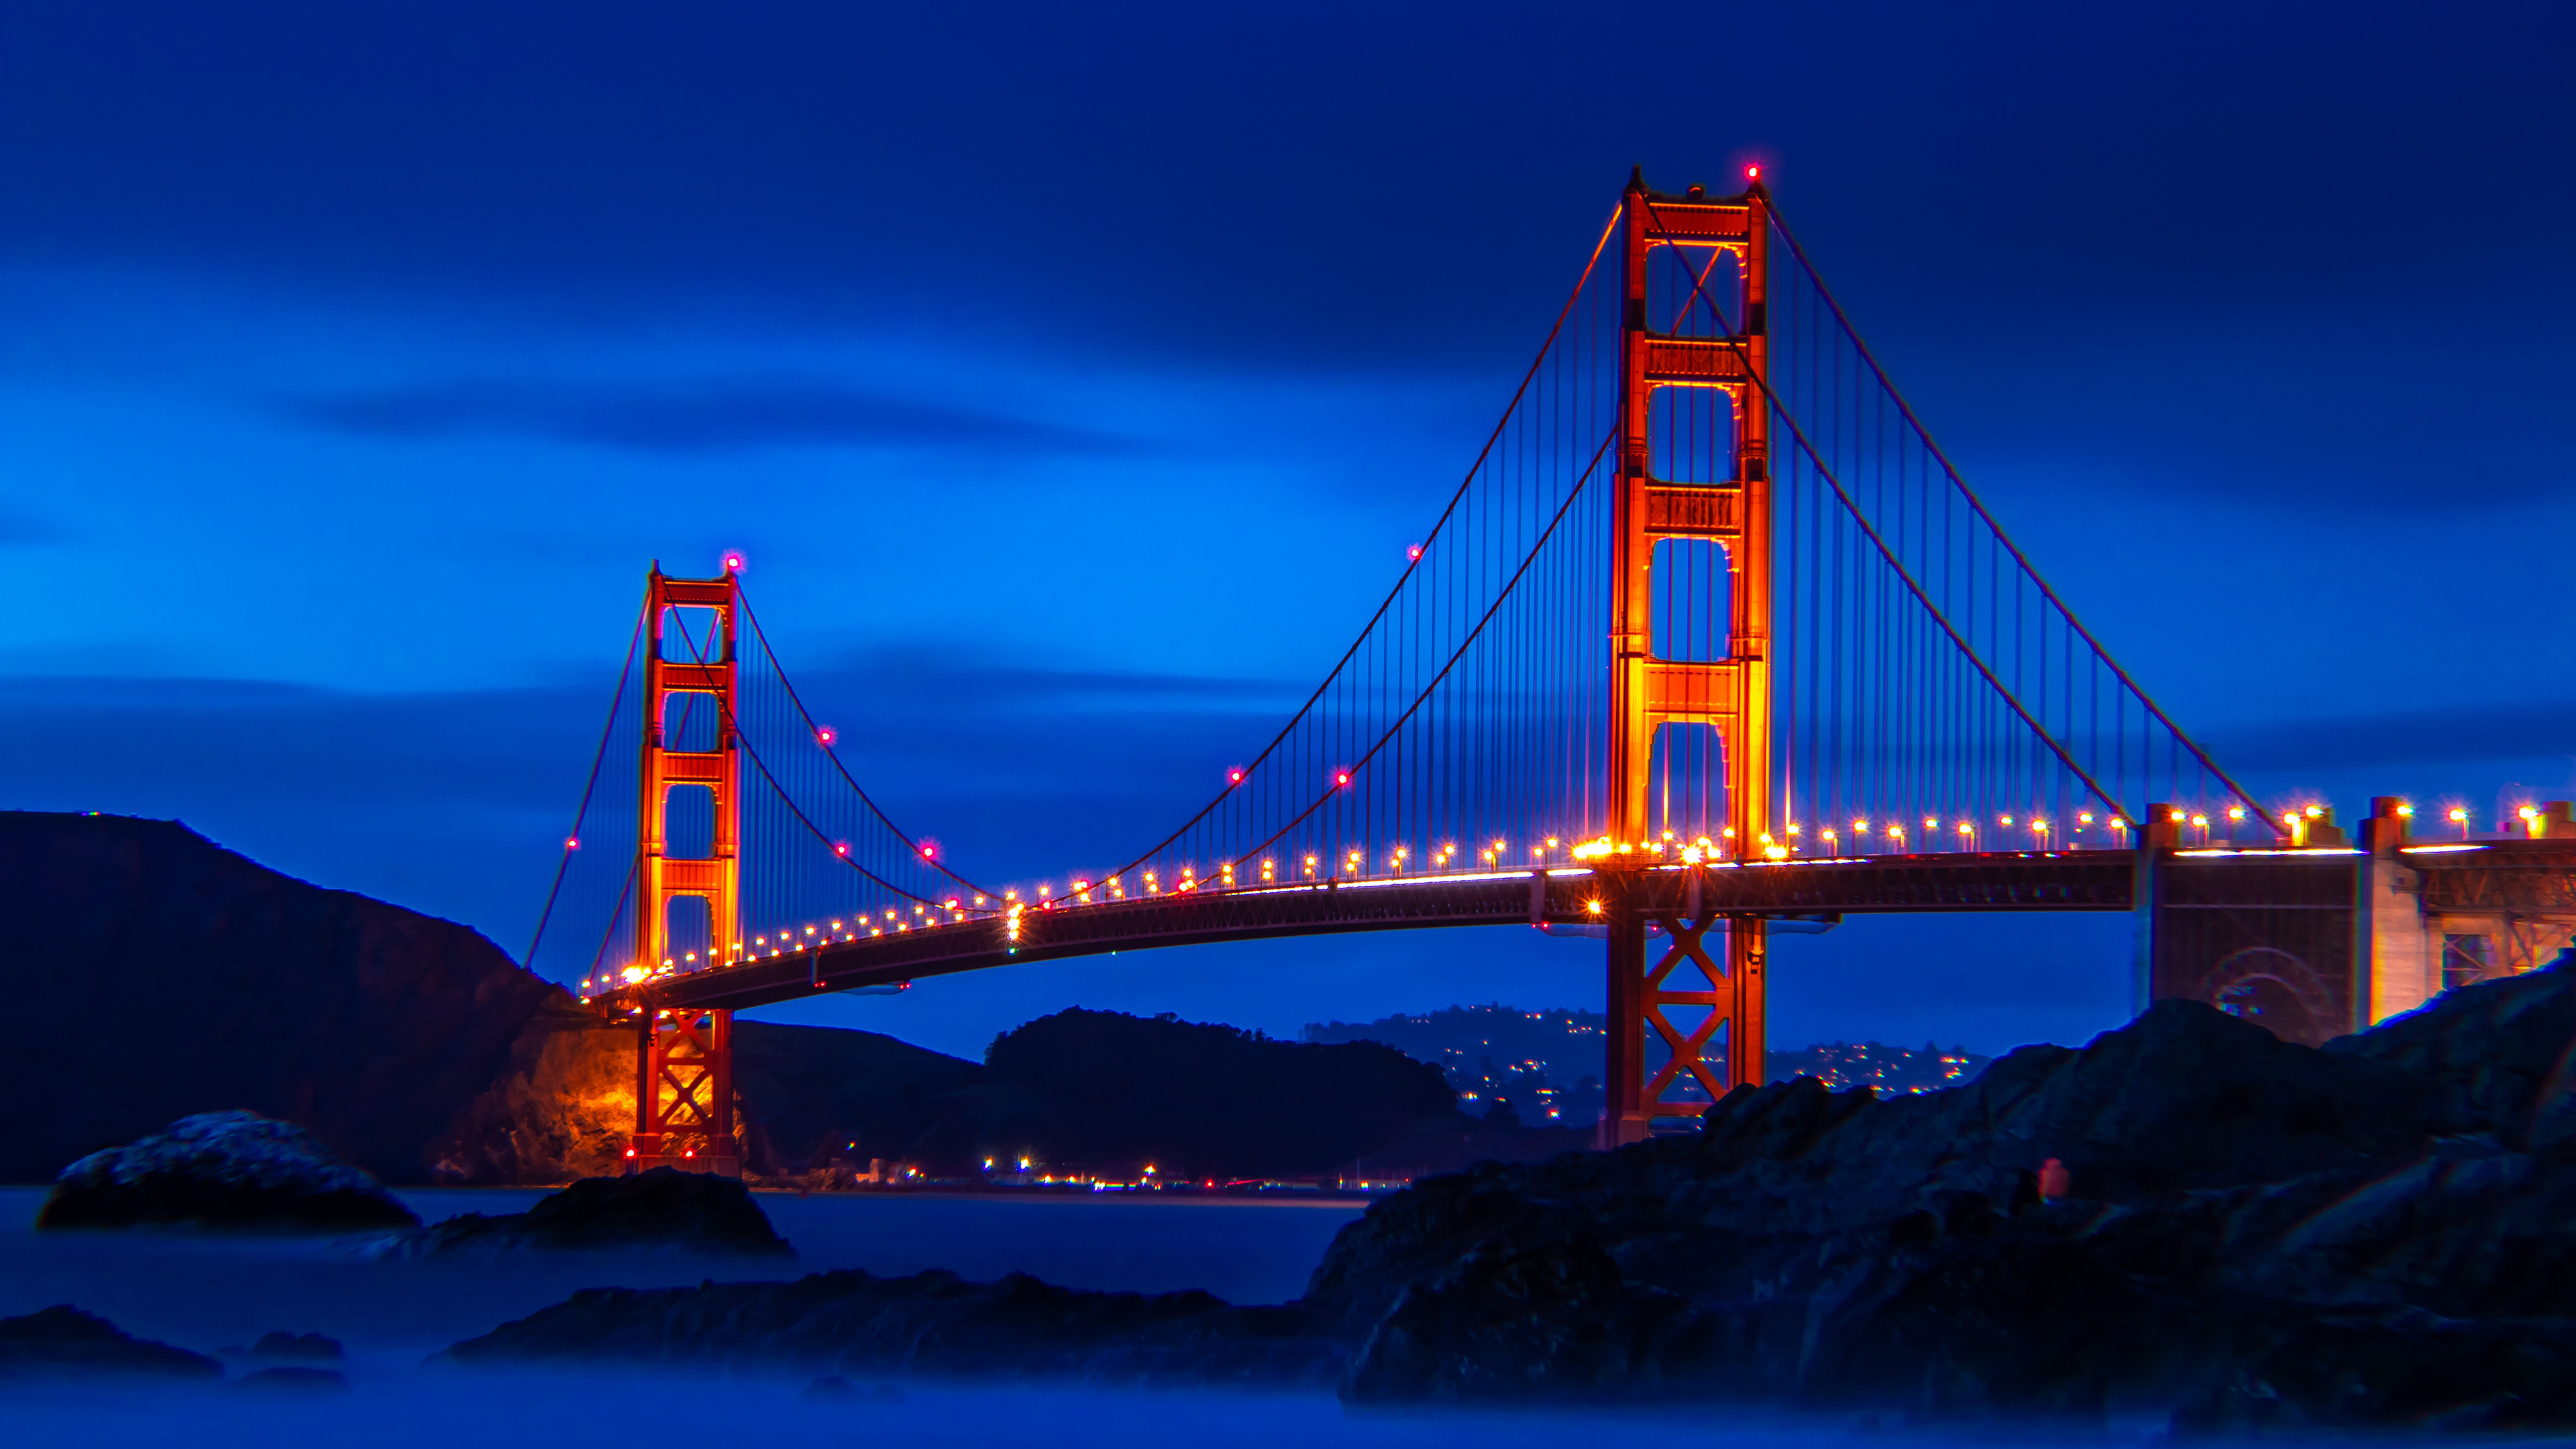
left=0, top=811, right=564, bottom=1184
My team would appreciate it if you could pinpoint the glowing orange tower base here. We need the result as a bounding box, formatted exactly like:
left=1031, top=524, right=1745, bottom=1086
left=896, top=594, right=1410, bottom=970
left=1600, top=170, right=1774, bottom=1148
left=633, top=1007, right=738, bottom=1176
left=630, top=566, right=743, bottom=1175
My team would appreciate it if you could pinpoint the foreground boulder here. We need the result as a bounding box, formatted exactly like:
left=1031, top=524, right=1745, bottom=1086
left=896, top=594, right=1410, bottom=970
left=442, top=1268, right=1340, bottom=1385
left=0, top=1307, right=221, bottom=1381
left=1309, top=973, right=2576, bottom=1427
left=38, top=1111, right=419, bottom=1232
left=399, top=1167, right=792, bottom=1256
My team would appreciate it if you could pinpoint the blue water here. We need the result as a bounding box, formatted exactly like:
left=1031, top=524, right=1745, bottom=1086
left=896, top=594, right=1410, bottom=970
left=0, top=1187, right=1360, bottom=1354
left=0, top=1187, right=2101, bottom=1446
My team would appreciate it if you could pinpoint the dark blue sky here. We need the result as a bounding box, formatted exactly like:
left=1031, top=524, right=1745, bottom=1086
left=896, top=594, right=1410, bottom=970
left=1, top=1, right=2569, bottom=1057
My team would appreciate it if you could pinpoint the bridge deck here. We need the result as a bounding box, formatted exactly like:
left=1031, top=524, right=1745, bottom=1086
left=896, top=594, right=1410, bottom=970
left=593, top=850, right=2140, bottom=1017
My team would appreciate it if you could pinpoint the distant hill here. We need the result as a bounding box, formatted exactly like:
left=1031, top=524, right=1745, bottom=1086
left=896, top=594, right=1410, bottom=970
left=1303, top=1004, right=1990, bottom=1114
left=1303, top=1004, right=1607, bottom=1126
left=950, top=1009, right=1456, bottom=1181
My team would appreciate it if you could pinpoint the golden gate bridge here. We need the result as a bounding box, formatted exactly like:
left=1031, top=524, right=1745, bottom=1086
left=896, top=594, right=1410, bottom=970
left=521, top=169, right=2576, bottom=1177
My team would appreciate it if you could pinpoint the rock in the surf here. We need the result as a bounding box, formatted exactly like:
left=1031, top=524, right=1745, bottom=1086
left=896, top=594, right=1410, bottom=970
left=400, top=1167, right=792, bottom=1256
left=37, top=1110, right=419, bottom=1232
left=441, top=1267, right=1342, bottom=1385
left=0, top=1306, right=221, bottom=1381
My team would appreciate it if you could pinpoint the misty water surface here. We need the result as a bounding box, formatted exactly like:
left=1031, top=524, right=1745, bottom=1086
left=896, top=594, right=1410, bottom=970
left=0, top=1186, right=2143, bottom=1448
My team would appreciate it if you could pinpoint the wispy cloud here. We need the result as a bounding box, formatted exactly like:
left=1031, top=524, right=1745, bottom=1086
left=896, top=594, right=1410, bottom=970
left=274, top=376, right=1144, bottom=458
left=2206, top=698, right=2576, bottom=773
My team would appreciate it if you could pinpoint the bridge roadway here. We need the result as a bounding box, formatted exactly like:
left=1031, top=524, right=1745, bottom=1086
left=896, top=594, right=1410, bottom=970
left=592, top=849, right=2141, bottom=1018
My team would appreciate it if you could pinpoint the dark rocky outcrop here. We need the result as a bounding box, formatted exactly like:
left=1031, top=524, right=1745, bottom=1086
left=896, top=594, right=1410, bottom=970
left=37, top=1110, right=420, bottom=1231
left=443, top=965, right=2576, bottom=1430
left=397, top=1167, right=792, bottom=1256
left=0, top=812, right=570, bottom=1185
left=1305, top=971, right=2576, bottom=1425
left=441, top=1269, right=1342, bottom=1387
left=0, top=1306, right=222, bottom=1381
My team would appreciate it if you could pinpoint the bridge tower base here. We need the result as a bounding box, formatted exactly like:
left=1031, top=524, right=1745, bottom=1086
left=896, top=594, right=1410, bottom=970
left=632, top=1007, right=740, bottom=1176
left=1604, top=890, right=1766, bottom=1146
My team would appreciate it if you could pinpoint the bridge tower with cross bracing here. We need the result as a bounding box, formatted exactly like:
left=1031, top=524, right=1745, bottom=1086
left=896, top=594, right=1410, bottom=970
left=630, top=566, right=743, bottom=1175
left=1601, top=170, right=1774, bottom=1145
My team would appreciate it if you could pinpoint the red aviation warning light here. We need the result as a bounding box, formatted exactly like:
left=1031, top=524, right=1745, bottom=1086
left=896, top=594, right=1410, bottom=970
left=920, top=843, right=936, bottom=859
left=720, top=551, right=746, bottom=573
left=815, top=726, right=837, bottom=747
left=1334, top=771, right=1352, bottom=788
left=833, top=841, right=850, bottom=857
left=1226, top=769, right=1244, bottom=786
left=1744, top=163, right=1761, bottom=182
left=1405, top=544, right=1424, bottom=561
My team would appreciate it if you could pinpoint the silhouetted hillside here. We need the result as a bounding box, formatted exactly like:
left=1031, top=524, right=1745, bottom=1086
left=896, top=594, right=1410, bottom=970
left=938, top=1009, right=1458, bottom=1180
left=0, top=811, right=563, bottom=1183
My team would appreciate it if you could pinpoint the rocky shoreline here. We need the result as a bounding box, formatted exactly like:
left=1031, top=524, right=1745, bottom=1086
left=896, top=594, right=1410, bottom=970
left=439, top=961, right=2576, bottom=1430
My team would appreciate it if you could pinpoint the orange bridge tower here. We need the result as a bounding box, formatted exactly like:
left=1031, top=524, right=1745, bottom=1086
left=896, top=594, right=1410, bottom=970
left=1602, top=170, right=1774, bottom=1145
left=631, top=565, right=742, bottom=1175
